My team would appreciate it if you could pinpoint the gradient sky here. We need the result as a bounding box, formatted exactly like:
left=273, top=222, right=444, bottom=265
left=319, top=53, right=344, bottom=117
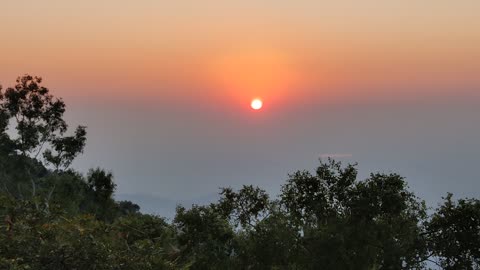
left=1, top=1, right=479, bottom=216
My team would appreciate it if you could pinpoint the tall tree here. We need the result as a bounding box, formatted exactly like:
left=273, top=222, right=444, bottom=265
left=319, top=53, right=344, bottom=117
left=86, top=168, right=117, bottom=221
left=0, top=75, right=86, bottom=171
left=218, top=185, right=270, bottom=229
left=174, top=204, right=235, bottom=269
left=427, top=194, right=480, bottom=269
left=280, top=159, right=427, bottom=269
left=0, top=74, right=87, bottom=210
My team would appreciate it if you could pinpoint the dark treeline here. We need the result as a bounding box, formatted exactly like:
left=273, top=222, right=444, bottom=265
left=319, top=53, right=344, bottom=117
left=1, top=75, right=479, bottom=269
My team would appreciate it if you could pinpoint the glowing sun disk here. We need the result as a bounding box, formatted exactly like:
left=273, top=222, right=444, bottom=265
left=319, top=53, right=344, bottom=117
left=251, top=99, right=263, bottom=110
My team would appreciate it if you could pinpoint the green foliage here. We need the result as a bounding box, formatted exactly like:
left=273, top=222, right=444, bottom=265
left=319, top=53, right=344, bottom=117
left=232, top=207, right=301, bottom=269
left=38, top=170, right=92, bottom=215
left=0, top=75, right=87, bottom=211
left=111, top=214, right=178, bottom=269
left=83, top=168, right=118, bottom=222
left=0, top=154, right=48, bottom=198
left=43, top=125, right=87, bottom=171
left=0, top=195, right=176, bottom=270
left=117, top=200, right=141, bottom=216
left=279, top=159, right=427, bottom=269
left=87, top=168, right=116, bottom=200
left=427, top=194, right=480, bottom=269
left=218, top=185, right=270, bottom=229
left=1, top=155, right=479, bottom=269
left=348, top=173, right=428, bottom=269
left=280, top=159, right=358, bottom=227
left=0, top=75, right=86, bottom=171
left=174, top=204, right=235, bottom=269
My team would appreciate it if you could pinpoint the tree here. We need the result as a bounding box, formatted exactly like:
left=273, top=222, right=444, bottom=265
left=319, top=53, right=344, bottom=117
left=427, top=194, right=480, bottom=269
left=0, top=75, right=86, bottom=171
left=43, top=125, right=86, bottom=171
left=117, top=200, right=141, bottom=216
left=0, top=195, right=176, bottom=270
left=112, top=214, right=178, bottom=269
left=218, top=185, right=270, bottom=229
left=0, top=99, right=13, bottom=154
left=174, top=204, right=235, bottom=269
left=0, top=75, right=87, bottom=207
left=280, top=159, right=358, bottom=229
left=280, top=159, right=427, bottom=269
left=348, top=173, right=428, bottom=269
left=87, top=168, right=116, bottom=200
left=86, top=168, right=117, bottom=221
left=231, top=205, right=301, bottom=269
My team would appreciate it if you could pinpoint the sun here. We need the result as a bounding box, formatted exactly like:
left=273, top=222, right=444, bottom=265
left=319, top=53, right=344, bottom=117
left=251, top=99, right=263, bottom=110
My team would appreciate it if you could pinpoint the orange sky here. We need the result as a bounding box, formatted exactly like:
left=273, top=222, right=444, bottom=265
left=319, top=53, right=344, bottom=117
left=1, top=1, right=479, bottom=107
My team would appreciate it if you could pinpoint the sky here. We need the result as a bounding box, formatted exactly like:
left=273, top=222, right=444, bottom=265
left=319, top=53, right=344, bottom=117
left=1, top=1, right=479, bottom=217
